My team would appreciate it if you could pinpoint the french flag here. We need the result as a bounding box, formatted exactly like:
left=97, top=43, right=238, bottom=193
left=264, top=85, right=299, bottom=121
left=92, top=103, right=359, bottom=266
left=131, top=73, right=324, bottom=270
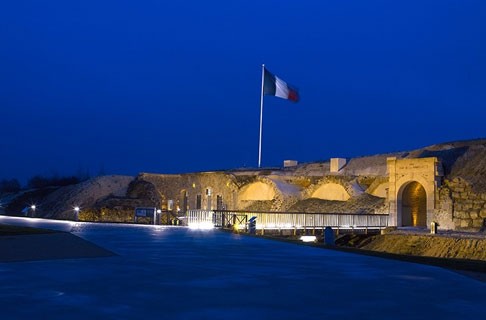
left=263, top=67, right=299, bottom=102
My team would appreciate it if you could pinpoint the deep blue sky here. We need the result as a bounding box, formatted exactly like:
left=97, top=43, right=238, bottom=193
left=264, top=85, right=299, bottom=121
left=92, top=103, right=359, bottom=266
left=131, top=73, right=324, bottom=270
left=1, top=0, right=485, bottom=184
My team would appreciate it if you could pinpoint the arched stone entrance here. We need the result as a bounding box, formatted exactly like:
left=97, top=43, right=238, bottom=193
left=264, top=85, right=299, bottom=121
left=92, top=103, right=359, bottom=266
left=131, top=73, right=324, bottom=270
left=398, top=181, right=427, bottom=227
left=387, top=157, right=443, bottom=227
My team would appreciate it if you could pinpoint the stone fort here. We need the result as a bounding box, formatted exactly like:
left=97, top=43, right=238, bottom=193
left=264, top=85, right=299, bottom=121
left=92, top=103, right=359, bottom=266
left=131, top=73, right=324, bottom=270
left=134, top=139, right=486, bottom=231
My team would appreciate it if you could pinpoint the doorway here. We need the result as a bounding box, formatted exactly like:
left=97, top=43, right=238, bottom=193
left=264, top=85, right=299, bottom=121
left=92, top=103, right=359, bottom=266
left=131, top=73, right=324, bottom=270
left=400, top=181, right=427, bottom=227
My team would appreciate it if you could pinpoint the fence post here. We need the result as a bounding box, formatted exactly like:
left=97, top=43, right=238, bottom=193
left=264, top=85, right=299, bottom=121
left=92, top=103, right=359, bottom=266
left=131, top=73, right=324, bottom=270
left=337, top=214, right=340, bottom=235
left=366, top=215, right=369, bottom=235
left=304, top=214, right=307, bottom=234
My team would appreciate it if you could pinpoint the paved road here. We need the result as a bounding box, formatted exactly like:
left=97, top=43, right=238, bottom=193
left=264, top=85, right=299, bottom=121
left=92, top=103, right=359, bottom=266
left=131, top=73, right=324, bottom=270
left=0, top=218, right=485, bottom=319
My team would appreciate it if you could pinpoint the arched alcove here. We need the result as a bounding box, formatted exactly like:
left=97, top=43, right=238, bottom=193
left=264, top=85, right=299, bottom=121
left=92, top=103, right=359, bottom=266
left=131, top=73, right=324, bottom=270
left=311, top=183, right=350, bottom=201
left=239, top=182, right=275, bottom=201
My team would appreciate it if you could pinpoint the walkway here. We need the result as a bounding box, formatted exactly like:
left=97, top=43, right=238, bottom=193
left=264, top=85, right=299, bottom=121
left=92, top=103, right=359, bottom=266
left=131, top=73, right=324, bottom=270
left=0, top=217, right=485, bottom=319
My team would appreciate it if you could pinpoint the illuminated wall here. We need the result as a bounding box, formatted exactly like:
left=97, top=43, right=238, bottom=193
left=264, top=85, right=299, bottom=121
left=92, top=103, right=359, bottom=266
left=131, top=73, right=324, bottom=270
left=311, top=183, right=350, bottom=201
left=239, top=182, right=275, bottom=201
left=368, top=182, right=388, bottom=198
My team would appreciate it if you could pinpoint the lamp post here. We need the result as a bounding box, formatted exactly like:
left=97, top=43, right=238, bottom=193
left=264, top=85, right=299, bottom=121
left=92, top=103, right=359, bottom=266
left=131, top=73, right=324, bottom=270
left=74, top=206, right=80, bottom=221
left=156, top=209, right=162, bottom=225
left=30, top=205, right=36, bottom=218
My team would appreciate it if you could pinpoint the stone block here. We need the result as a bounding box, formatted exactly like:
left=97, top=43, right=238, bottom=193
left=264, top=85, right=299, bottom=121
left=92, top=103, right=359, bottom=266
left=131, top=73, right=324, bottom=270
left=283, top=160, right=298, bottom=168
left=472, top=219, right=483, bottom=228
left=470, top=211, right=479, bottom=219
left=469, top=193, right=479, bottom=200
left=452, top=192, right=460, bottom=199
left=454, top=219, right=462, bottom=228
left=473, top=202, right=483, bottom=210
left=454, top=211, right=470, bottom=219
left=480, top=209, right=486, bottom=218
left=460, top=219, right=473, bottom=228
left=330, top=158, right=347, bottom=173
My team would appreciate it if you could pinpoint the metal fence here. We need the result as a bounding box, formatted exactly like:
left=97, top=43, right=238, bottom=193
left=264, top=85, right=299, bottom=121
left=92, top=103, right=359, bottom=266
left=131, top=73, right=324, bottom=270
left=186, top=210, right=214, bottom=227
left=187, top=209, right=389, bottom=232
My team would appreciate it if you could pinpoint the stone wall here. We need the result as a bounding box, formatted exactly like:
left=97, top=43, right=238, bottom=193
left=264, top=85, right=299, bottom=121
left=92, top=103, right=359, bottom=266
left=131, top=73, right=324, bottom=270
left=365, top=176, right=389, bottom=198
left=288, top=193, right=385, bottom=214
left=304, top=176, right=362, bottom=199
left=139, top=172, right=239, bottom=211
left=439, top=178, right=486, bottom=230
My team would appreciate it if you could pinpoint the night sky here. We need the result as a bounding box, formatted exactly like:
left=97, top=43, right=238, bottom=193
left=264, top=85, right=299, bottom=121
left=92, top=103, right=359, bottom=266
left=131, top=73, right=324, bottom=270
left=1, top=0, right=485, bottom=184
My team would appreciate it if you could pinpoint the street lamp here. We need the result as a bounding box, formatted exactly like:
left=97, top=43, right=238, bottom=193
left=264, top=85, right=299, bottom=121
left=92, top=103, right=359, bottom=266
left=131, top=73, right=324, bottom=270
left=74, top=206, right=80, bottom=221
left=30, top=205, right=36, bottom=218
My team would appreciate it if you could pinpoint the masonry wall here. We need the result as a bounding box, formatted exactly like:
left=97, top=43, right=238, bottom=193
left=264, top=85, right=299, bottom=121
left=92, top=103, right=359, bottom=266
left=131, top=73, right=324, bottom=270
left=138, top=170, right=485, bottom=231
left=437, top=178, right=486, bottom=230
left=139, top=173, right=239, bottom=211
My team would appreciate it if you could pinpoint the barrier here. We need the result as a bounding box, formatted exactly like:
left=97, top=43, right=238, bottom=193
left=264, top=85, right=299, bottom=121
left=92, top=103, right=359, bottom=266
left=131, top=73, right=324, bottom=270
left=187, top=210, right=389, bottom=233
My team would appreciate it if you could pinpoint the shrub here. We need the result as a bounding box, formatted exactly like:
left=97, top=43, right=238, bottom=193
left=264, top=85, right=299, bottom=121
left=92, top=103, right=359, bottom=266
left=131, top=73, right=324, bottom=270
left=0, top=179, right=21, bottom=194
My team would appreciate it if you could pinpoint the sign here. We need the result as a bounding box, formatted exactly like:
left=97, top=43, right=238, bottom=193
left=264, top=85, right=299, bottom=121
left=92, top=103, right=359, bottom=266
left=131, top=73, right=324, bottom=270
left=135, top=207, right=156, bottom=218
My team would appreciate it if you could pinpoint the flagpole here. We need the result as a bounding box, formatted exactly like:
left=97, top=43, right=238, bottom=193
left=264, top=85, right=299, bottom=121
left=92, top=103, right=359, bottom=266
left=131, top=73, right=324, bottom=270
left=258, top=64, right=265, bottom=168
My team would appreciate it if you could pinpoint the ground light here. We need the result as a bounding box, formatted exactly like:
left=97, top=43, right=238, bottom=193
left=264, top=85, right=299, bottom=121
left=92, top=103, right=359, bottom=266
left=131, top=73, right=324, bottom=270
left=74, top=206, right=80, bottom=221
left=30, top=204, right=36, bottom=217
left=300, top=235, right=317, bottom=242
left=188, top=222, right=214, bottom=230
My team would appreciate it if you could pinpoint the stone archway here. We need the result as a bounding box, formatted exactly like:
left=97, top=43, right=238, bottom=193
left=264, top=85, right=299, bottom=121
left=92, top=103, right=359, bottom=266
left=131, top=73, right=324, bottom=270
left=387, top=157, right=442, bottom=227
left=398, top=181, right=427, bottom=227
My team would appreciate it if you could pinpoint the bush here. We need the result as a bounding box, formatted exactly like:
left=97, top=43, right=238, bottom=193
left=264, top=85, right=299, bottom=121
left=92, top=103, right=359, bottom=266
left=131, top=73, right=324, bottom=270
left=0, top=179, right=21, bottom=194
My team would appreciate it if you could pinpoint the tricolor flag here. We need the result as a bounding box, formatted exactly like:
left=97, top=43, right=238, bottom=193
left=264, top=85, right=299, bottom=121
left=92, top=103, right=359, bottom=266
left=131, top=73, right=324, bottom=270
left=263, top=67, right=299, bottom=102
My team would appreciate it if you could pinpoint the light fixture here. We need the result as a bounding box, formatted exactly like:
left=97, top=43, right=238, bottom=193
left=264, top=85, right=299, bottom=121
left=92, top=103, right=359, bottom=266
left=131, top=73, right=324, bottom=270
left=300, top=236, right=317, bottom=243
left=188, top=222, right=214, bottom=230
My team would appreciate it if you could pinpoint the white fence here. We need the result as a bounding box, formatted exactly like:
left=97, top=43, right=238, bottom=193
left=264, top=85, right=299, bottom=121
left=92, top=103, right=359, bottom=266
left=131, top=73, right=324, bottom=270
left=187, top=210, right=389, bottom=231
